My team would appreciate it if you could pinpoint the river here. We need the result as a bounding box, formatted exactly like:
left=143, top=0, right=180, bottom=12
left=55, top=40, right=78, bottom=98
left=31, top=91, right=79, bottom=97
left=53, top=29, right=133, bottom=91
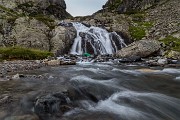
left=0, top=63, right=180, bottom=120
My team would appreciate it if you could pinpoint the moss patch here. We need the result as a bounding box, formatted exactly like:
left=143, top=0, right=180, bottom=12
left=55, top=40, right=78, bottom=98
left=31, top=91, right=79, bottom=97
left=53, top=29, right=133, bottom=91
left=160, top=36, right=180, bottom=52
left=129, top=13, right=154, bottom=41
left=129, top=26, right=146, bottom=41
left=0, top=47, right=53, bottom=60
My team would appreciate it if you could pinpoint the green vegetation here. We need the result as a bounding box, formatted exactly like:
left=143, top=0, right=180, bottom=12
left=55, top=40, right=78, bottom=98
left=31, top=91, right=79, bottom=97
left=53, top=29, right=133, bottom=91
left=0, top=47, right=53, bottom=60
left=129, top=26, right=146, bottom=41
left=129, top=12, right=154, bottom=41
left=159, top=36, right=180, bottom=52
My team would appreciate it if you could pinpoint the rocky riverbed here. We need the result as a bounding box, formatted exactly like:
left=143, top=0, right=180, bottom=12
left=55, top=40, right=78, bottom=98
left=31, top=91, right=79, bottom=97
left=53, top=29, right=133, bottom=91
left=0, top=57, right=179, bottom=87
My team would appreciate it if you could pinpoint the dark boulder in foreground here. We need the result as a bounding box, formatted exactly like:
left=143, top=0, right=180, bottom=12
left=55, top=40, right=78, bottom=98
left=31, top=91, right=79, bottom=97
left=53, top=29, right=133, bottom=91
left=116, top=40, right=161, bottom=58
left=34, top=93, right=72, bottom=116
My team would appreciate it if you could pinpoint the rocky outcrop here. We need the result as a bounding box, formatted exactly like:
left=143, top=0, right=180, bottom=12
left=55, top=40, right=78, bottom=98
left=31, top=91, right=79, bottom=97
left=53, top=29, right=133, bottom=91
left=10, top=17, right=50, bottom=50
left=0, top=0, right=73, bottom=55
left=116, top=40, right=161, bottom=58
left=51, top=26, right=76, bottom=55
left=104, top=0, right=166, bottom=13
left=0, top=0, right=71, bottom=19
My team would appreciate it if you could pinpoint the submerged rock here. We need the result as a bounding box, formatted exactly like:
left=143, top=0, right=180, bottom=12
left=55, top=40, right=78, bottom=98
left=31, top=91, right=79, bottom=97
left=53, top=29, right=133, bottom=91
left=34, top=93, right=72, bottom=116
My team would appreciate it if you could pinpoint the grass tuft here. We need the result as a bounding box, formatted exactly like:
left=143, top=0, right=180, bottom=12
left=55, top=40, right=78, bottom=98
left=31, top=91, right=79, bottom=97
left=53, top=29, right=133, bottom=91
left=0, top=47, right=53, bottom=60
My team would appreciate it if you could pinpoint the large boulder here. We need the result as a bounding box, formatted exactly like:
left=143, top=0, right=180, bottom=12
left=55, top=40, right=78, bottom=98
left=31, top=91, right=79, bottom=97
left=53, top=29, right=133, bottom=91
left=34, top=93, right=72, bottom=116
left=116, top=40, right=161, bottom=58
left=51, top=26, right=76, bottom=55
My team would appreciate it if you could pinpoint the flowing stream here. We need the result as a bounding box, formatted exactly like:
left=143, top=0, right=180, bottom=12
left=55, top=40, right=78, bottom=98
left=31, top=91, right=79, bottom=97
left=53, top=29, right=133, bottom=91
left=0, top=63, right=180, bottom=120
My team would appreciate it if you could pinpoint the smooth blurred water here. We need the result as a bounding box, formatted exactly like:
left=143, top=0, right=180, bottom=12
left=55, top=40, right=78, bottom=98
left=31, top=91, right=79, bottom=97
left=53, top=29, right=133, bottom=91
left=0, top=63, right=180, bottom=120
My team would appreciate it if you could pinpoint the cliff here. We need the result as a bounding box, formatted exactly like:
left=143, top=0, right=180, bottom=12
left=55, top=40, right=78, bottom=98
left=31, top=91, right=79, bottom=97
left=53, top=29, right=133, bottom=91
left=0, top=0, right=74, bottom=55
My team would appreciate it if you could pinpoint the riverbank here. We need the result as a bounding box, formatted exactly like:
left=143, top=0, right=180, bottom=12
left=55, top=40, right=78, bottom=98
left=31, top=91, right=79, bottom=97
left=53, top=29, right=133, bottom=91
left=0, top=60, right=45, bottom=79
left=0, top=56, right=179, bottom=80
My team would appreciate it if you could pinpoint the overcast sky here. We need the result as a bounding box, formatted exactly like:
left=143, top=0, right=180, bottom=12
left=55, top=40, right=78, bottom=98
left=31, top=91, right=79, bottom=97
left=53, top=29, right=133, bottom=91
left=65, top=0, right=107, bottom=17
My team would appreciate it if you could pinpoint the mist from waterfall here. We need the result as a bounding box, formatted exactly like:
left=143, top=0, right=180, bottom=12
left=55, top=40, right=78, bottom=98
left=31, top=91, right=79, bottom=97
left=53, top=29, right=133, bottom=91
left=70, top=22, right=127, bottom=55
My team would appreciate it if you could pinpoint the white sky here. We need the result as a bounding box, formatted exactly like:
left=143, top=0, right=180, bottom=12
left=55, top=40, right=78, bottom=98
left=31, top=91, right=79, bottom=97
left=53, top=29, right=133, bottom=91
left=65, top=0, right=107, bottom=17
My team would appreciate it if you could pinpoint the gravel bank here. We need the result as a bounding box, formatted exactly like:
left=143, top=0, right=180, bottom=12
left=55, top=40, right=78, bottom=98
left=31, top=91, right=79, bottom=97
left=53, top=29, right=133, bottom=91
left=0, top=60, right=45, bottom=77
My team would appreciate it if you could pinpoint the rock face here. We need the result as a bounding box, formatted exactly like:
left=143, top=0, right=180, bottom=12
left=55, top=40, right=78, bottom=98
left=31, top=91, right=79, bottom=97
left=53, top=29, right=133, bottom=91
left=117, top=40, right=161, bottom=58
left=117, top=0, right=162, bottom=13
left=104, top=0, right=163, bottom=13
left=51, top=26, right=76, bottom=55
left=11, top=17, right=50, bottom=50
left=0, top=0, right=70, bottom=19
left=0, top=0, right=73, bottom=55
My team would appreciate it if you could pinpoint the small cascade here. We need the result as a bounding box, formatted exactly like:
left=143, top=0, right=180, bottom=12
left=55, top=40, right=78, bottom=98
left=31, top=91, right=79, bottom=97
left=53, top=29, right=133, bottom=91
left=70, top=22, right=127, bottom=55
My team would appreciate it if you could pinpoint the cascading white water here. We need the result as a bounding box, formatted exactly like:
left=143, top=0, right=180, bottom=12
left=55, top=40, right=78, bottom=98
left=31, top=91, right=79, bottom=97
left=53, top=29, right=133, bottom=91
left=70, top=22, right=127, bottom=55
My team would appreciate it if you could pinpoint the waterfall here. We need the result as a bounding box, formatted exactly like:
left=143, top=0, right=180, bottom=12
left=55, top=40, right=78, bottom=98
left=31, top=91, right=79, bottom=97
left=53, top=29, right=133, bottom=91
left=70, top=22, right=127, bottom=55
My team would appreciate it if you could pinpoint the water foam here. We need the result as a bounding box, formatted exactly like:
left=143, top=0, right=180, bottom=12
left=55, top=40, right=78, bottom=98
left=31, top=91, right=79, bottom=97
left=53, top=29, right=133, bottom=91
left=175, top=76, right=180, bottom=80
left=70, top=22, right=126, bottom=55
left=70, top=75, right=116, bottom=85
left=87, top=91, right=180, bottom=119
left=162, top=68, right=180, bottom=74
